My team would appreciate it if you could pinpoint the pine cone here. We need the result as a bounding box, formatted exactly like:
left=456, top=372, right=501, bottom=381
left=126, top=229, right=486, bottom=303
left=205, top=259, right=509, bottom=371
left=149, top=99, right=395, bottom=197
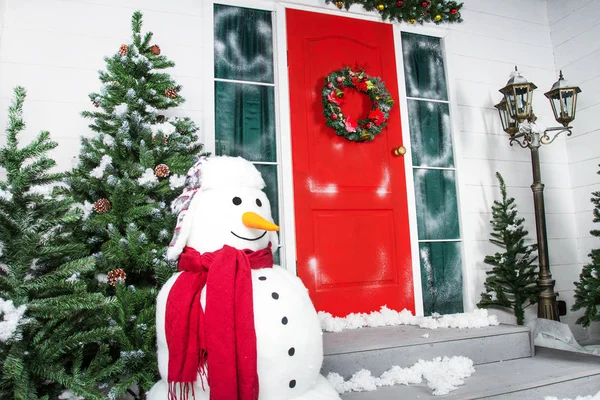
left=149, top=45, right=161, bottom=55
left=154, top=164, right=170, bottom=178
left=94, top=198, right=110, bottom=213
left=119, top=44, right=128, bottom=56
left=107, top=268, right=126, bottom=286
left=165, top=88, right=178, bottom=99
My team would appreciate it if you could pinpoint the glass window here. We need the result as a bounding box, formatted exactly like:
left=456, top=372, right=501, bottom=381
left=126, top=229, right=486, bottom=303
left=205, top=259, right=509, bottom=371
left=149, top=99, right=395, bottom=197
left=214, top=4, right=281, bottom=263
left=402, top=32, right=462, bottom=315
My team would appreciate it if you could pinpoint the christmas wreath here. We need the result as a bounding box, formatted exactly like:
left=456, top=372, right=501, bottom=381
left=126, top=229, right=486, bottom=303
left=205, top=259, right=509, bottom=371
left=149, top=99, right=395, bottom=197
left=322, top=67, right=394, bottom=142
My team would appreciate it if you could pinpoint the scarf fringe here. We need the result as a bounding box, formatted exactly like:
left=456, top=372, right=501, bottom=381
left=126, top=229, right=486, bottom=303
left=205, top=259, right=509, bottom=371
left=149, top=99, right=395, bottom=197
left=168, top=382, right=194, bottom=400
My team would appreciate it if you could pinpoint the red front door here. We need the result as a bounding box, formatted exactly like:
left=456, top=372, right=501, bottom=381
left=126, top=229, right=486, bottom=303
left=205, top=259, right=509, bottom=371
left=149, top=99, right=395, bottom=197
left=287, top=9, right=414, bottom=317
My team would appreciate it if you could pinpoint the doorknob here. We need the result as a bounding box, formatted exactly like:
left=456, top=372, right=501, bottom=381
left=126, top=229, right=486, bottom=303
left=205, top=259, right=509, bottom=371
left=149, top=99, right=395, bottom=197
left=393, top=145, right=406, bottom=156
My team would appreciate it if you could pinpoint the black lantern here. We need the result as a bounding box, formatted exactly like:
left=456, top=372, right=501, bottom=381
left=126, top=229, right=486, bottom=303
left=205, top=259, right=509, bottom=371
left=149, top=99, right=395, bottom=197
left=499, top=66, right=537, bottom=122
left=544, top=71, right=582, bottom=127
left=494, top=98, right=519, bottom=136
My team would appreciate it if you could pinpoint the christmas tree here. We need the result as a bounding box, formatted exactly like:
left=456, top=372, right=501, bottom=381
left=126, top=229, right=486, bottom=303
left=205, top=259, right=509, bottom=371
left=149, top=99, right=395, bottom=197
left=477, top=172, right=540, bottom=325
left=572, top=167, right=600, bottom=327
left=0, top=87, right=114, bottom=399
left=66, top=11, right=202, bottom=398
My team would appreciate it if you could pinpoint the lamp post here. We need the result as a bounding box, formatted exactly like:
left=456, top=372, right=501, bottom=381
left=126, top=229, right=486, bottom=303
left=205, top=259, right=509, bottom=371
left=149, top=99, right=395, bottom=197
left=495, top=67, right=581, bottom=321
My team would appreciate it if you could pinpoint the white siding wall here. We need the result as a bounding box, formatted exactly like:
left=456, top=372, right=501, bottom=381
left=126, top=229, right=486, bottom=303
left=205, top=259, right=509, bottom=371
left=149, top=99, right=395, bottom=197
left=0, top=0, right=591, bottom=336
left=548, top=0, right=600, bottom=340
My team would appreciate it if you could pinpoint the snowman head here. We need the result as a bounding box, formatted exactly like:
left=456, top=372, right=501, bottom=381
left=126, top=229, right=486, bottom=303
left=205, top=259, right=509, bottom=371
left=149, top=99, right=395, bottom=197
left=167, top=156, right=279, bottom=260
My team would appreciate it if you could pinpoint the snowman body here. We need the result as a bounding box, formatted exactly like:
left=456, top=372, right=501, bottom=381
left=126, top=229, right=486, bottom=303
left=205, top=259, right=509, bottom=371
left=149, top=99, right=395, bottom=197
left=148, top=156, right=339, bottom=400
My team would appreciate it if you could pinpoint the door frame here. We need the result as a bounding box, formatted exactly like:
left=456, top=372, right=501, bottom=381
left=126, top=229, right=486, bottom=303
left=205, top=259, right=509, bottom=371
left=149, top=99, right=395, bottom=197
left=204, top=0, right=472, bottom=316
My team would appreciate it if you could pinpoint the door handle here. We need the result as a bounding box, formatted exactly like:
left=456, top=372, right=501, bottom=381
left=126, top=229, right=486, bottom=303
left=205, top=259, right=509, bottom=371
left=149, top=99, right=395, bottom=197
left=393, top=145, right=406, bottom=157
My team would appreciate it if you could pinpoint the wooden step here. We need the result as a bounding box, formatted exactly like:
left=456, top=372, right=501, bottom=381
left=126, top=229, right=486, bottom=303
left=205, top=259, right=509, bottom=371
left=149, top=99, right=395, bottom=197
left=339, top=347, right=600, bottom=399
left=322, top=324, right=533, bottom=378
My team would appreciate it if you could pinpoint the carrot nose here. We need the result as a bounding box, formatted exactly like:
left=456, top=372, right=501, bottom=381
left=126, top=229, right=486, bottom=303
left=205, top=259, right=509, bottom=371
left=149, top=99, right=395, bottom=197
left=242, top=212, right=280, bottom=231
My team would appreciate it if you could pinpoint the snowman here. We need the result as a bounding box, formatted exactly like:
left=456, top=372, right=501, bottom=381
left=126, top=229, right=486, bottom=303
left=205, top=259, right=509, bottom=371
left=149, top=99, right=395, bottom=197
left=147, top=156, right=340, bottom=400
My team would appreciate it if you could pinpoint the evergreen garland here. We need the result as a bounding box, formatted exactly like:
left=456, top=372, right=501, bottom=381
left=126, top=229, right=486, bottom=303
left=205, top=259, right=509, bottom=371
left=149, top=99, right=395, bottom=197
left=572, top=166, right=600, bottom=327
left=326, top=0, right=464, bottom=25
left=0, top=87, right=116, bottom=400
left=477, top=172, right=540, bottom=325
left=66, top=11, right=203, bottom=398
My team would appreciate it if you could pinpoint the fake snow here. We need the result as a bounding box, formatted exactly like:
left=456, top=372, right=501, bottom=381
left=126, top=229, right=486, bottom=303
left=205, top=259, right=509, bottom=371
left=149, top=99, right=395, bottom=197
left=328, top=356, right=474, bottom=396
left=151, top=122, right=176, bottom=137
left=58, top=390, right=84, bottom=400
left=103, top=135, right=115, bottom=147
left=113, top=103, right=128, bottom=117
left=95, top=274, right=108, bottom=284
left=126, top=88, right=136, bottom=99
left=66, top=272, right=80, bottom=283
left=0, top=187, right=13, bottom=201
left=545, top=393, right=600, bottom=400
left=90, top=155, right=112, bottom=179
left=0, top=298, right=27, bottom=343
left=169, top=174, right=185, bottom=189
left=80, top=201, right=94, bottom=219
left=137, top=168, right=158, bottom=186
left=319, top=306, right=499, bottom=333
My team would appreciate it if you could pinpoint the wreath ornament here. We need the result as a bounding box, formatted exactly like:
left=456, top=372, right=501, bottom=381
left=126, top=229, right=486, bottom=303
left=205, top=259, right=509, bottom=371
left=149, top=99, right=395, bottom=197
left=322, top=67, right=395, bottom=142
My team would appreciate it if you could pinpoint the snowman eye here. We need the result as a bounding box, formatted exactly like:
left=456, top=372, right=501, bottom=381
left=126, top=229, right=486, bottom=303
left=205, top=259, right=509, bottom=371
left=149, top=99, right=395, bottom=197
left=256, top=198, right=262, bottom=207
left=232, top=197, right=242, bottom=205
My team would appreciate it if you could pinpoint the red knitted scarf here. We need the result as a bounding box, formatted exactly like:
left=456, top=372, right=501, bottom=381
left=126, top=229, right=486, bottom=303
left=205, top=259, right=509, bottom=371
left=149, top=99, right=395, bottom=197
left=165, top=244, right=273, bottom=400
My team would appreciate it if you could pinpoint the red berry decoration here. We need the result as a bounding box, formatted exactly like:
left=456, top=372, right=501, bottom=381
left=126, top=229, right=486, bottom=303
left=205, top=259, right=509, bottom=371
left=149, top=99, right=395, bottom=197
left=94, top=198, right=110, bottom=213
left=396, top=1, right=404, bottom=6
left=92, top=100, right=99, bottom=108
left=421, top=1, right=429, bottom=7
left=107, top=268, right=127, bottom=286
left=450, top=8, right=458, bottom=14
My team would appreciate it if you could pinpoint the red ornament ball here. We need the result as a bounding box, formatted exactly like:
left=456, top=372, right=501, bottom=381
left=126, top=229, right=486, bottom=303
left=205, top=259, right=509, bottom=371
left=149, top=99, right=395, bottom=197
left=327, top=82, right=333, bottom=89
left=107, top=268, right=126, bottom=286
left=396, top=1, right=404, bottom=6
left=366, top=122, right=373, bottom=129
left=331, top=114, right=338, bottom=120
left=336, top=77, right=343, bottom=83
left=421, top=1, right=429, bottom=7
left=450, top=8, right=458, bottom=14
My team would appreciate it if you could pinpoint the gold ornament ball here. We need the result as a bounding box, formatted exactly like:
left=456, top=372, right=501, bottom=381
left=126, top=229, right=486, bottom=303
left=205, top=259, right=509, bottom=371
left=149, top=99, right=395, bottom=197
left=94, top=198, right=110, bottom=213
left=154, top=163, right=171, bottom=178
left=119, top=44, right=128, bottom=56
left=107, top=268, right=127, bottom=286
left=335, top=1, right=344, bottom=9
left=377, top=4, right=385, bottom=11
left=434, top=14, right=442, bottom=21
left=409, top=18, right=417, bottom=24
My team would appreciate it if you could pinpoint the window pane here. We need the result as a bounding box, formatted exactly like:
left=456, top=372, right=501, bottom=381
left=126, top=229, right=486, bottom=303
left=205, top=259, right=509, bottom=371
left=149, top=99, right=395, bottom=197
left=414, top=169, right=460, bottom=240
left=255, top=164, right=280, bottom=265
left=214, top=4, right=274, bottom=83
left=408, top=100, right=454, bottom=168
left=401, top=32, right=448, bottom=101
left=215, top=81, right=276, bottom=162
left=420, top=241, right=463, bottom=316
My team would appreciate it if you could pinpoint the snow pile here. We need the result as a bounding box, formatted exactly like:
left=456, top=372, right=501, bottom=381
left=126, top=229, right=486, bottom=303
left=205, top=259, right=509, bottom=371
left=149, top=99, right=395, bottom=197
left=0, top=186, right=13, bottom=201
left=327, top=356, right=475, bottom=396
left=90, top=155, right=112, bottom=179
left=113, top=103, right=128, bottom=117
left=0, top=298, right=27, bottom=343
left=150, top=122, right=176, bottom=137
left=169, top=174, right=185, bottom=189
left=137, top=168, right=158, bottom=186
left=319, top=306, right=499, bottom=332
left=545, top=392, right=600, bottom=400
left=58, top=390, right=85, bottom=400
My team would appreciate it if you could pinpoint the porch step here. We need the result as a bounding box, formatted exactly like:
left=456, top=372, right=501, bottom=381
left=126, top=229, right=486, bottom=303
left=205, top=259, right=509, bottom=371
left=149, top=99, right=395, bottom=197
left=322, top=324, right=533, bottom=378
left=340, top=347, right=600, bottom=399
